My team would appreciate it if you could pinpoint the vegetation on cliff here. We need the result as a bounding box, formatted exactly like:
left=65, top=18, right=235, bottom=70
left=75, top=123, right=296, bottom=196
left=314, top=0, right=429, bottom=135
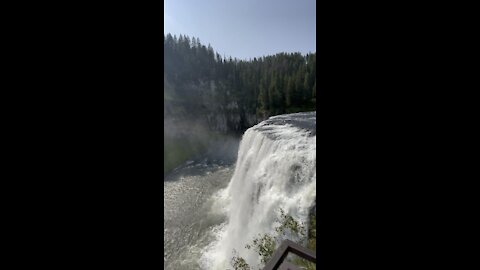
left=164, top=33, right=317, bottom=175
left=164, top=33, right=316, bottom=123
left=231, top=208, right=316, bottom=270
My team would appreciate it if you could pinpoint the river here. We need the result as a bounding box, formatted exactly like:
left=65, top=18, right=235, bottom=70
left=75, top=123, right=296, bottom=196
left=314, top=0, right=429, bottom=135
left=164, top=159, right=236, bottom=269
left=164, top=112, right=316, bottom=270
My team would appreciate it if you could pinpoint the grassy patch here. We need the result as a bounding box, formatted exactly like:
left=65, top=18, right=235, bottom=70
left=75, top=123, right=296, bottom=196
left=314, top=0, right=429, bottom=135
left=164, top=136, right=208, bottom=175
left=163, top=129, right=233, bottom=175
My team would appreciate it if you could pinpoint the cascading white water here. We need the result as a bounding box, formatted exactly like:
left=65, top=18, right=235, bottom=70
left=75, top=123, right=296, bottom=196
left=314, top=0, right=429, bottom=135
left=201, top=112, right=316, bottom=269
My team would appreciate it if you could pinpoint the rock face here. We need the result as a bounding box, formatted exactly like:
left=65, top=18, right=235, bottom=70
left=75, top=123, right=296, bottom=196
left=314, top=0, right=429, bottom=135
left=164, top=78, right=261, bottom=135
left=164, top=78, right=261, bottom=175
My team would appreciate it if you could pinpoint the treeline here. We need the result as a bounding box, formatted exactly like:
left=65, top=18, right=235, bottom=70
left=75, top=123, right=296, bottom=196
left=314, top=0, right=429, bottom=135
left=164, top=33, right=316, bottom=118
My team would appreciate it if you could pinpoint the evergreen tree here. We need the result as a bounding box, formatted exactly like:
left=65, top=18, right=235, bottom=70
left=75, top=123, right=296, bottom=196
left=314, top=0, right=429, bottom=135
left=164, top=33, right=316, bottom=122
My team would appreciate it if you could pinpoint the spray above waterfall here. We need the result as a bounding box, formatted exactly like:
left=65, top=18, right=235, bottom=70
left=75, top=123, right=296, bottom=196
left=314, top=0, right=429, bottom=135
left=201, top=112, right=316, bottom=269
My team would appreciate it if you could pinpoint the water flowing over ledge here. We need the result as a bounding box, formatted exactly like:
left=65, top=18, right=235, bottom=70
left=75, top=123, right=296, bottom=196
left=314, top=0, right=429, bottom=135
left=201, top=112, right=316, bottom=269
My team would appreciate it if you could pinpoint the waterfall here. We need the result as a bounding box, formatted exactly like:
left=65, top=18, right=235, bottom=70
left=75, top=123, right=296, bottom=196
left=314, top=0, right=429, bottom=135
left=201, top=112, right=316, bottom=269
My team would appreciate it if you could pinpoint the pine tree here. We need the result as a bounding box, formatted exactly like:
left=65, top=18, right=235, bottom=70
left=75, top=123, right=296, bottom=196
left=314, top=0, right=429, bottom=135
left=312, top=79, right=316, bottom=99
left=164, top=33, right=316, bottom=120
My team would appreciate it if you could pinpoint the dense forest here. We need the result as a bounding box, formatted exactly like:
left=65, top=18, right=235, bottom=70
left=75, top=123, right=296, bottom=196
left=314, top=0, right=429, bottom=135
left=164, top=33, right=316, bottom=119
left=164, top=33, right=317, bottom=174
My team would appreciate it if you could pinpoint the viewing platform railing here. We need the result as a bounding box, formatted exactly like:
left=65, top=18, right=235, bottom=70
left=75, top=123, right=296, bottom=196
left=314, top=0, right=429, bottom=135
left=262, top=239, right=316, bottom=270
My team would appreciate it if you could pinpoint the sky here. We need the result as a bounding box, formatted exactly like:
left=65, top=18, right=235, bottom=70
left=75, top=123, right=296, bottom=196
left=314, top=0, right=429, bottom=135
left=164, top=0, right=316, bottom=60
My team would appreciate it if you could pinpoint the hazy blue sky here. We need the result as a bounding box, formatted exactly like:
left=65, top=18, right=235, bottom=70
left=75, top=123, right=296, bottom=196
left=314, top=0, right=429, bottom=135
left=164, top=0, right=316, bottom=60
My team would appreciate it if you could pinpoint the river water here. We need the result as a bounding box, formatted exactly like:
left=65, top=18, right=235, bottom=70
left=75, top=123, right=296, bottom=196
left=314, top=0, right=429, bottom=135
left=164, top=160, right=235, bottom=270
left=164, top=112, right=316, bottom=270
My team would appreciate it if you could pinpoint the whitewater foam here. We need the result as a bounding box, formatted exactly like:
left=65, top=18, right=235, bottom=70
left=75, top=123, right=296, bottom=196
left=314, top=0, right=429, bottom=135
left=200, top=112, right=316, bottom=269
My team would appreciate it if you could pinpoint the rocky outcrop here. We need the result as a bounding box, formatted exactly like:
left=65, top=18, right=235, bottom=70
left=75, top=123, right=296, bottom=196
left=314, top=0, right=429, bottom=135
left=164, top=79, right=261, bottom=175
left=164, top=79, right=260, bottom=136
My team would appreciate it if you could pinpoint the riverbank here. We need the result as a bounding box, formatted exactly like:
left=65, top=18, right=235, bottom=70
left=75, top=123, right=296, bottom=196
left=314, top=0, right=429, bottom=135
left=164, top=132, right=240, bottom=176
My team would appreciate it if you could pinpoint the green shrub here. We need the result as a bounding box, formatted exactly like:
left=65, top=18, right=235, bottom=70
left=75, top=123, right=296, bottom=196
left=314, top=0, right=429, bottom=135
left=231, top=208, right=316, bottom=270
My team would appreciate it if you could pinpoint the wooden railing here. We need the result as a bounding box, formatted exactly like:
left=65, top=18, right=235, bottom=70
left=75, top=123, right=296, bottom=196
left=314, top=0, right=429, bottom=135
left=262, top=239, right=316, bottom=270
